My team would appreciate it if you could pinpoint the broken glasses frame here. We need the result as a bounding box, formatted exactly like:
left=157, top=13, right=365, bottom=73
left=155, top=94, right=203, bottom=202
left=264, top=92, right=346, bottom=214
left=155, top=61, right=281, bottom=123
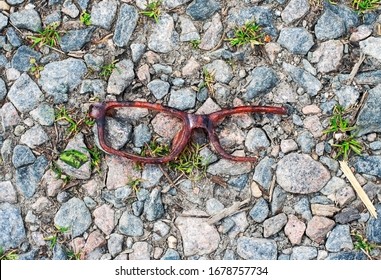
left=89, top=101, right=288, bottom=164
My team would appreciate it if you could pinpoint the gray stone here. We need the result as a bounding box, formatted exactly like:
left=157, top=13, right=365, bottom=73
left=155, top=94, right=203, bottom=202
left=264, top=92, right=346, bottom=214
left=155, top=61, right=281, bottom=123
left=205, top=59, right=233, bottom=84
left=168, top=88, right=196, bottom=110
left=38, top=58, right=87, bottom=104
left=281, top=0, right=310, bottom=24
left=0, top=203, right=26, bottom=250
left=310, top=40, right=344, bottom=73
left=366, top=204, right=381, bottom=244
left=325, top=3, right=359, bottom=32
left=326, top=251, right=366, bottom=260
left=56, top=133, right=92, bottom=180
left=152, top=221, right=170, bottom=241
left=179, top=15, right=199, bottom=42
left=6, top=27, right=22, bottom=47
left=130, top=43, right=146, bottom=63
left=113, top=4, right=138, bottom=47
left=144, top=188, right=164, bottom=221
left=253, top=157, right=274, bottom=191
left=54, top=198, right=92, bottom=238
left=84, top=54, right=104, bottom=72
left=199, top=13, right=223, bottom=50
left=290, top=246, right=317, bottom=260
left=91, top=0, right=118, bottom=30
left=30, top=103, right=55, bottom=126
left=12, top=145, right=35, bottom=168
left=20, top=125, right=49, bottom=149
left=59, top=28, right=94, bottom=52
left=153, top=64, right=172, bottom=75
left=0, top=78, right=6, bottom=101
left=283, top=63, right=322, bottom=96
left=315, top=9, right=345, bottom=40
left=18, top=249, right=39, bottom=260
left=351, top=156, right=381, bottom=178
left=360, top=37, right=381, bottom=62
left=280, top=139, right=298, bottom=153
left=296, top=131, right=315, bottom=153
left=335, top=208, right=361, bottom=224
left=77, top=0, right=89, bottom=10
left=205, top=198, right=224, bottom=215
left=119, top=212, right=144, bottom=236
left=133, top=124, right=152, bottom=148
left=249, top=198, right=269, bottom=223
left=148, top=13, right=179, bottom=53
left=0, top=13, right=7, bottom=32
left=106, top=59, right=135, bottom=95
left=186, top=0, right=220, bottom=21
left=207, top=152, right=251, bottom=176
left=15, top=156, right=48, bottom=198
left=0, top=181, right=17, bottom=204
left=79, top=79, right=106, bottom=99
left=320, top=176, right=347, bottom=196
left=161, top=248, right=180, bottom=260
left=8, top=73, right=43, bottom=113
left=263, top=213, right=287, bottom=237
left=356, top=84, right=381, bottom=136
left=0, top=103, right=21, bottom=131
left=227, top=6, right=277, bottom=37
left=370, top=141, right=381, bottom=150
left=236, top=237, right=277, bottom=260
left=276, top=153, right=331, bottom=194
left=244, top=66, right=278, bottom=100
left=245, top=127, right=270, bottom=153
left=271, top=186, right=287, bottom=215
left=44, top=11, right=61, bottom=26
left=163, top=0, right=192, bottom=9
left=142, top=165, right=163, bottom=188
left=9, top=9, right=41, bottom=32
left=52, top=244, right=67, bottom=260
left=277, top=28, right=314, bottom=55
left=108, top=233, right=124, bottom=257
left=333, top=85, right=359, bottom=109
left=295, top=196, right=312, bottom=220
left=103, top=117, right=132, bottom=150
left=228, top=174, right=249, bottom=190
left=147, top=79, right=170, bottom=100
left=62, top=0, right=79, bottom=18
left=353, top=70, right=381, bottom=86
left=326, top=225, right=353, bottom=252
left=132, top=201, right=144, bottom=216
left=129, top=241, right=152, bottom=260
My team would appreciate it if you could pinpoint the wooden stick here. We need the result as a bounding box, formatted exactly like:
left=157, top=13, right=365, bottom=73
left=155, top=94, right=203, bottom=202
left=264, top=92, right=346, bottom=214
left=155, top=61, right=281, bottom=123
left=346, top=53, right=366, bottom=85
left=339, top=160, right=377, bottom=218
left=207, top=198, right=250, bottom=225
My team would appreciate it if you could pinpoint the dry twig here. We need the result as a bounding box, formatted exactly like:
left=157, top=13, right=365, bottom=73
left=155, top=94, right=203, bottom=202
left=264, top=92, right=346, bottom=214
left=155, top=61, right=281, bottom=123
left=208, top=198, right=250, bottom=225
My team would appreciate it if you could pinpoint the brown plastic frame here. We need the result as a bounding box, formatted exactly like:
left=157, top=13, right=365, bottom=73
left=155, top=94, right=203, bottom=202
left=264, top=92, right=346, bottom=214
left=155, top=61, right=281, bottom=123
left=89, top=101, right=288, bottom=164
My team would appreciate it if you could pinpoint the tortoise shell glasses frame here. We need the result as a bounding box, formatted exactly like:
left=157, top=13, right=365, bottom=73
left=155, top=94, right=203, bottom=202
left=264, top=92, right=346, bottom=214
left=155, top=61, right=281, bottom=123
left=89, top=101, right=288, bottom=164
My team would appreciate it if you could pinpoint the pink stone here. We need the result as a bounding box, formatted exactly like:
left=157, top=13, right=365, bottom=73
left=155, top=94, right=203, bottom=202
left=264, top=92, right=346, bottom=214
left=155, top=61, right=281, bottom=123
left=306, top=216, right=335, bottom=244
left=106, top=155, right=141, bottom=190
left=42, top=170, right=63, bottom=197
left=335, top=186, right=356, bottom=207
left=151, top=112, right=183, bottom=140
left=303, top=115, right=323, bottom=138
left=129, top=242, right=152, bottom=260
left=93, top=204, right=115, bottom=235
left=71, top=237, right=85, bottom=257
left=284, top=214, right=306, bottom=245
left=350, top=25, right=372, bottom=42
left=196, top=98, right=221, bottom=115
left=182, top=57, right=200, bottom=77
left=82, top=178, right=103, bottom=197
left=137, top=64, right=150, bottom=84
left=83, top=230, right=106, bottom=259
left=302, top=104, right=321, bottom=115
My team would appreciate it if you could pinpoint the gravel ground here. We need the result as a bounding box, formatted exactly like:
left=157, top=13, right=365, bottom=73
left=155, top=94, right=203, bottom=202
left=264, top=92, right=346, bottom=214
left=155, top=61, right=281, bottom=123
left=1, top=0, right=381, bottom=260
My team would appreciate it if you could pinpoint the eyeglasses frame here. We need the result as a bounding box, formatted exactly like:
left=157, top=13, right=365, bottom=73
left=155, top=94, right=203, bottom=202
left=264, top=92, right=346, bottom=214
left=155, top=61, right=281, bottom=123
left=89, top=101, right=288, bottom=164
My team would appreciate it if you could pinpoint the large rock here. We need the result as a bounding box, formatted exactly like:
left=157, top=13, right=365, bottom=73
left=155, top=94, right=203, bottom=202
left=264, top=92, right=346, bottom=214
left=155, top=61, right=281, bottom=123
left=11, top=46, right=42, bottom=72
left=148, top=13, right=179, bottom=53
left=91, top=0, right=118, bottom=30
left=277, top=27, right=314, bottom=55
left=355, top=84, right=381, bottom=136
left=113, top=4, right=138, bottom=47
left=244, top=66, right=278, bottom=100
left=236, top=237, right=277, bottom=260
left=314, top=9, right=345, bottom=40
left=326, top=225, right=353, bottom=252
left=54, top=198, right=92, bottom=238
left=351, top=156, right=381, bottom=178
left=38, top=58, right=87, bottom=104
left=0, top=203, right=26, bottom=250
left=59, top=28, right=94, bottom=52
left=106, top=59, right=135, bottom=95
left=175, top=209, right=220, bottom=257
left=15, top=156, right=48, bottom=198
left=186, top=0, right=220, bottom=21
left=276, top=153, right=330, bottom=194
left=9, top=9, right=41, bottom=32
left=7, top=73, right=43, bottom=113
left=283, top=62, right=322, bottom=96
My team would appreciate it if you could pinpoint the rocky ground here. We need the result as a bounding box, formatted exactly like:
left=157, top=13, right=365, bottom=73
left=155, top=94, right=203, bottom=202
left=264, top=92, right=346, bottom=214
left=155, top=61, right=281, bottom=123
left=1, top=0, right=381, bottom=260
